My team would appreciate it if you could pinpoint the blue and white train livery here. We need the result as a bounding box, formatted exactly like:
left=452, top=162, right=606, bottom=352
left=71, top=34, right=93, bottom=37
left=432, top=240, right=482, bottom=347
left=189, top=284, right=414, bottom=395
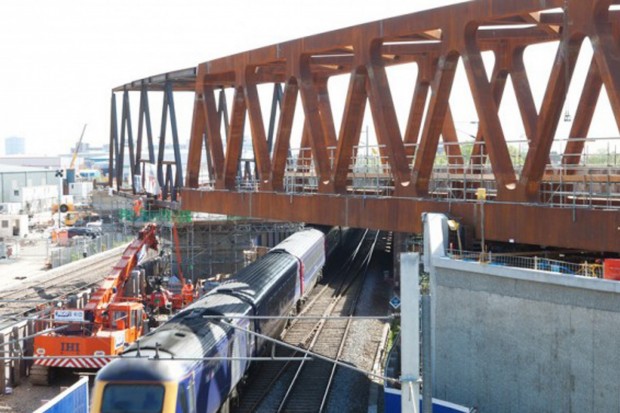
left=91, top=227, right=340, bottom=413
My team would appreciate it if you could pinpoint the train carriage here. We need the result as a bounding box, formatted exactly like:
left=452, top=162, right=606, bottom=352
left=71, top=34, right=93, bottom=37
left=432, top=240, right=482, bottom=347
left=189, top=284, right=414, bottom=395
left=92, top=227, right=339, bottom=413
left=271, top=228, right=326, bottom=301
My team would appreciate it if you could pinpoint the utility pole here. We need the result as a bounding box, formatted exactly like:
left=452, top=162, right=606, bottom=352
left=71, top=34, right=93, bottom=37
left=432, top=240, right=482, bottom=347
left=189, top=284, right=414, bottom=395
left=400, top=253, right=420, bottom=413
left=55, top=169, right=63, bottom=228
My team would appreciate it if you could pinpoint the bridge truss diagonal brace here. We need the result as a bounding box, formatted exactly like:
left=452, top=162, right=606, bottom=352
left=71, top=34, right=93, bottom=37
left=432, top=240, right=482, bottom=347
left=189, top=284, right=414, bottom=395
left=108, top=93, right=119, bottom=189
left=243, top=73, right=274, bottom=191
left=221, top=86, right=247, bottom=190
left=459, top=27, right=518, bottom=197
left=186, top=92, right=206, bottom=188
left=131, top=86, right=157, bottom=193
left=271, top=81, right=298, bottom=192
left=519, top=11, right=583, bottom=200
left=120, top=89, right=136, bottom=194
left=403, top=58, right=464, bottom=173
left=135, top=86, right=156, bottom=176
left=296, top=56, right=334, bottom=193
left=558, top=3, right=620, bottom=171
left=187, top=86, right=229, bottom=188
left=333, top=67, right=368, bottom=193
left=467, top=50, right=509, bottom=171
left=412, top=53, right=459, bottom=197
left=589, top=2, right=620, bottom=138
left=366, top=42, right=413, bottom=196
left=153, top=82, right=185, bottom=201
left=198, top=83, right=226, bottom=186
left=561, top=56, right=602, bottom=170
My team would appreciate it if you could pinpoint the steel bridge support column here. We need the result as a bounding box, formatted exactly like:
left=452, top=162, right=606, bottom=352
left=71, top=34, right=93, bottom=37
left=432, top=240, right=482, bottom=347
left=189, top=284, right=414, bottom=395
left=108, top=93, right=118, bottom=189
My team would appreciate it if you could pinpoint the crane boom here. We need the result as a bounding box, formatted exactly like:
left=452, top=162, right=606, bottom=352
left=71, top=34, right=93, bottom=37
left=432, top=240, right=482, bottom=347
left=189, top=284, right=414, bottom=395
left=31, top=224, right=159, bottom=385
left=70, top=123, right=88, bottom=169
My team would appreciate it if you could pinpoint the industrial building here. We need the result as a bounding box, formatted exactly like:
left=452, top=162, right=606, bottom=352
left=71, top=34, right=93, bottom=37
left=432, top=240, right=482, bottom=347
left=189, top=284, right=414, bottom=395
left=0, top=155, right=64, bottom=169
left=0, top=214, right=28, bottom=239
left=0, top=164, right=58, bottom=214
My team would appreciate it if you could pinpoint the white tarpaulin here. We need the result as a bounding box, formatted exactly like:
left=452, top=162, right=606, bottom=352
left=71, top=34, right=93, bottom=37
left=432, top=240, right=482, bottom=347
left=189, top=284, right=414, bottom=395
left=143, top=163, right=161, bottom=195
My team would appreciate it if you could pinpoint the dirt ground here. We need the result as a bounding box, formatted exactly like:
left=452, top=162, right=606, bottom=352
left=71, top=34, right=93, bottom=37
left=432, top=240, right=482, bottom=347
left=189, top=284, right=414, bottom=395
left=0, top=381, right=65, bottom=412
left=0, top=367, right=82, bottom=412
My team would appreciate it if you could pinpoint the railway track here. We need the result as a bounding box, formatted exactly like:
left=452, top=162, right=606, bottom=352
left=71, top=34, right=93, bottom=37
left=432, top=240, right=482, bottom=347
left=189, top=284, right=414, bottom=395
left=0, top=245, right=127, bottom=321
left=234, top=230, right=378, bottom=413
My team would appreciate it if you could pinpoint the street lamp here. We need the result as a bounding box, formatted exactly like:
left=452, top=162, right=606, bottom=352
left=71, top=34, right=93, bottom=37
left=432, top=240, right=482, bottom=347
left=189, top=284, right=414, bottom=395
left=476, top=187, right=487, bottom=262
left=447, top=219, right=463, bottom=256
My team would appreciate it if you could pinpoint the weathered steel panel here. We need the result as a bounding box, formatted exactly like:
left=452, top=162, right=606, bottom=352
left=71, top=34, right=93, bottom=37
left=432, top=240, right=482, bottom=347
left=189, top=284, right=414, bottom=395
left=113, top=1, right=620, bottom=253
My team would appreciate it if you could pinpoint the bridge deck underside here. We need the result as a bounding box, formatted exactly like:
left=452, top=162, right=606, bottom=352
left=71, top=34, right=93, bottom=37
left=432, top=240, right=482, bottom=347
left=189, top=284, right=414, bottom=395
left=182, top=188, right=619, bottom=253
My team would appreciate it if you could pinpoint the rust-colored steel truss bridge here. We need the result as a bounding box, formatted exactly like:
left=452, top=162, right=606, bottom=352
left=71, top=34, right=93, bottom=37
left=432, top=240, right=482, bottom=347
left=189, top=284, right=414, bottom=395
left=110, top=0, right=620, bottom=253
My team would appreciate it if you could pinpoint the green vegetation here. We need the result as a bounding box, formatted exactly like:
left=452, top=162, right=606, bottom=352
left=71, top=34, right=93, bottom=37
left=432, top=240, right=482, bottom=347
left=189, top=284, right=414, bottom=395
left=420, top=269, right=430, bottom=295
left=386, top=318, right=401, bottom=352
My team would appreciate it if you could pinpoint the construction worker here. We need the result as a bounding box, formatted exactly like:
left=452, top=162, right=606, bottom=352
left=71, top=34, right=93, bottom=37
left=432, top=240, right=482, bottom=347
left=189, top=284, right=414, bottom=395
left=182, top=280, right=194, bottom=306
left=133, top=198, right=143, bottom=219
left=150, top=282, right=170, bottom=313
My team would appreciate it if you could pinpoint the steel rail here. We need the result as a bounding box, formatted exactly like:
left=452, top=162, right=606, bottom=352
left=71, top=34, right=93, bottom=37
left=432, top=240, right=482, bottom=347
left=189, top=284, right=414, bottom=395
left=319, top=234, right=378, bottom=412
left=233, top=231, right=370, bottom=413
left=0, top=251, right=125, bottom=321
left=277, top=231, right=378, bottom=413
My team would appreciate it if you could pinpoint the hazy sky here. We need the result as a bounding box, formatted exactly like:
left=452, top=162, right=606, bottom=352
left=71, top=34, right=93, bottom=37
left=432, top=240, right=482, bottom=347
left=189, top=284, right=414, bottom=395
left=0, top=1, right=615, bottom=159
left=0, top=0, right=464, bottom=156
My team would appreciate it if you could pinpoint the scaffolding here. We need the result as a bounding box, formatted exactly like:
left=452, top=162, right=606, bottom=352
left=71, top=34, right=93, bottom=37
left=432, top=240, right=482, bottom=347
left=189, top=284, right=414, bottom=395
left=93, top=190, right=304, bottom=282
left=158, top=217, right=303, bottom=283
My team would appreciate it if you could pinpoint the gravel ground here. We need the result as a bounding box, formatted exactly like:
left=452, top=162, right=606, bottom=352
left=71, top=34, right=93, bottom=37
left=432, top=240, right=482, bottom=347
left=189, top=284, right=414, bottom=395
left=0, top=240, right=122, bottom=412
left=0, top=373, right=76, bottom=413
left=326, top=250, right=393, bottom=413
left=0, top=239, right=66, bottom=413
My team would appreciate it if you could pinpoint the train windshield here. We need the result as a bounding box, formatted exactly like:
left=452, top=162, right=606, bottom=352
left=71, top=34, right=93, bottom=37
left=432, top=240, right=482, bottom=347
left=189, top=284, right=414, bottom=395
left=101, top=383, right=165, bottom=413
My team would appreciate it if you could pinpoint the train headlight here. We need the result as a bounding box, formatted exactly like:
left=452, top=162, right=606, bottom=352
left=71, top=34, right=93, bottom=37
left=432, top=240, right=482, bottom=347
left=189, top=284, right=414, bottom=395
left=36, top=348, right=45, bottom=355
left=94, top=351, right=105, bottom=356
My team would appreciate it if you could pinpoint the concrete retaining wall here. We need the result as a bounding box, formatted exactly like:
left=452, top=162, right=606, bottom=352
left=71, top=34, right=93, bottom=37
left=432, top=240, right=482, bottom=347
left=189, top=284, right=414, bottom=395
left=431, top=258, right=620, bottom=412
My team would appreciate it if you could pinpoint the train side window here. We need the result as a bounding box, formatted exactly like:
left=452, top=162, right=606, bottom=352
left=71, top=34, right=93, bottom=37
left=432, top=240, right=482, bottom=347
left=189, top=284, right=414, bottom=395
left=188, top=374, right=196, bottom=413
left=112, top=311, right=127, bottom=329
left=176, top=384, right=189, bottom=413
left=132, top=309, right=142, bottom=329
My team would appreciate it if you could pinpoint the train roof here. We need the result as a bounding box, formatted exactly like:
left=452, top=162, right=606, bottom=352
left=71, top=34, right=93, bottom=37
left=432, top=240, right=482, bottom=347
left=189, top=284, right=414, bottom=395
left=271, top=228, right=324, bottom=258
left=182, top=285, right=251, bottom=315
left=97, top=357, right=188, bottom=382
left=223, top=251, right=298, bottom=304
left=127, top=293, right=251, bottom=361
left=119, top=241, right=299, bottom=367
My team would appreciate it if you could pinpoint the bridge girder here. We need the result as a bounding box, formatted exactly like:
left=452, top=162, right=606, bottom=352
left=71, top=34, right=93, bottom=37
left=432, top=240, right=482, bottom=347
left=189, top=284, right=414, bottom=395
left=112, top=0, right=620, bottom=253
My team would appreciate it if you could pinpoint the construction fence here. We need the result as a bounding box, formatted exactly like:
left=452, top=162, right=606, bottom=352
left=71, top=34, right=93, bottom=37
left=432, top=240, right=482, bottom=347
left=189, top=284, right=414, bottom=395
left=49, top=232, right=134, bottom=268
left=117, top=208, right=192, bottom=224
left=448, top=249, right=604, bottom=278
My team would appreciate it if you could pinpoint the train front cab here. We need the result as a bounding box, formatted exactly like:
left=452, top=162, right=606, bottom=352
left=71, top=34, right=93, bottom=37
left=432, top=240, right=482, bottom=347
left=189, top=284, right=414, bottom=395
left=92, top=320, right=249, bottom=413
left=92, top=356, right=243, bottom=413
left=92, top=379, right=195, bottom=413
left=91, top=355, right=201, bottom=413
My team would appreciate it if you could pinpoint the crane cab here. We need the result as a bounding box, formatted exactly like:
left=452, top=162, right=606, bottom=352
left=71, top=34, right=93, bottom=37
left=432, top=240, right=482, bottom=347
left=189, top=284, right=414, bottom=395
left=105, top=302, right=146, bottom=346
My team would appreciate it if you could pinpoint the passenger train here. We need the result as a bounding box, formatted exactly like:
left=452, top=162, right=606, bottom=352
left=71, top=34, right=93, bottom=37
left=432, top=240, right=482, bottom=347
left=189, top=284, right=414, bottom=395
left=91, top=227, right=343, bottom=413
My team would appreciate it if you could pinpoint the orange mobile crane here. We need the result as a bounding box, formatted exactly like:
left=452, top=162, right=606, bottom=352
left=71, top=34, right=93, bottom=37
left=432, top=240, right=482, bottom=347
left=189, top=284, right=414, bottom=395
left=31, top=224, right=159, bottom=385
left=145, top=222, right=194, bottom=312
